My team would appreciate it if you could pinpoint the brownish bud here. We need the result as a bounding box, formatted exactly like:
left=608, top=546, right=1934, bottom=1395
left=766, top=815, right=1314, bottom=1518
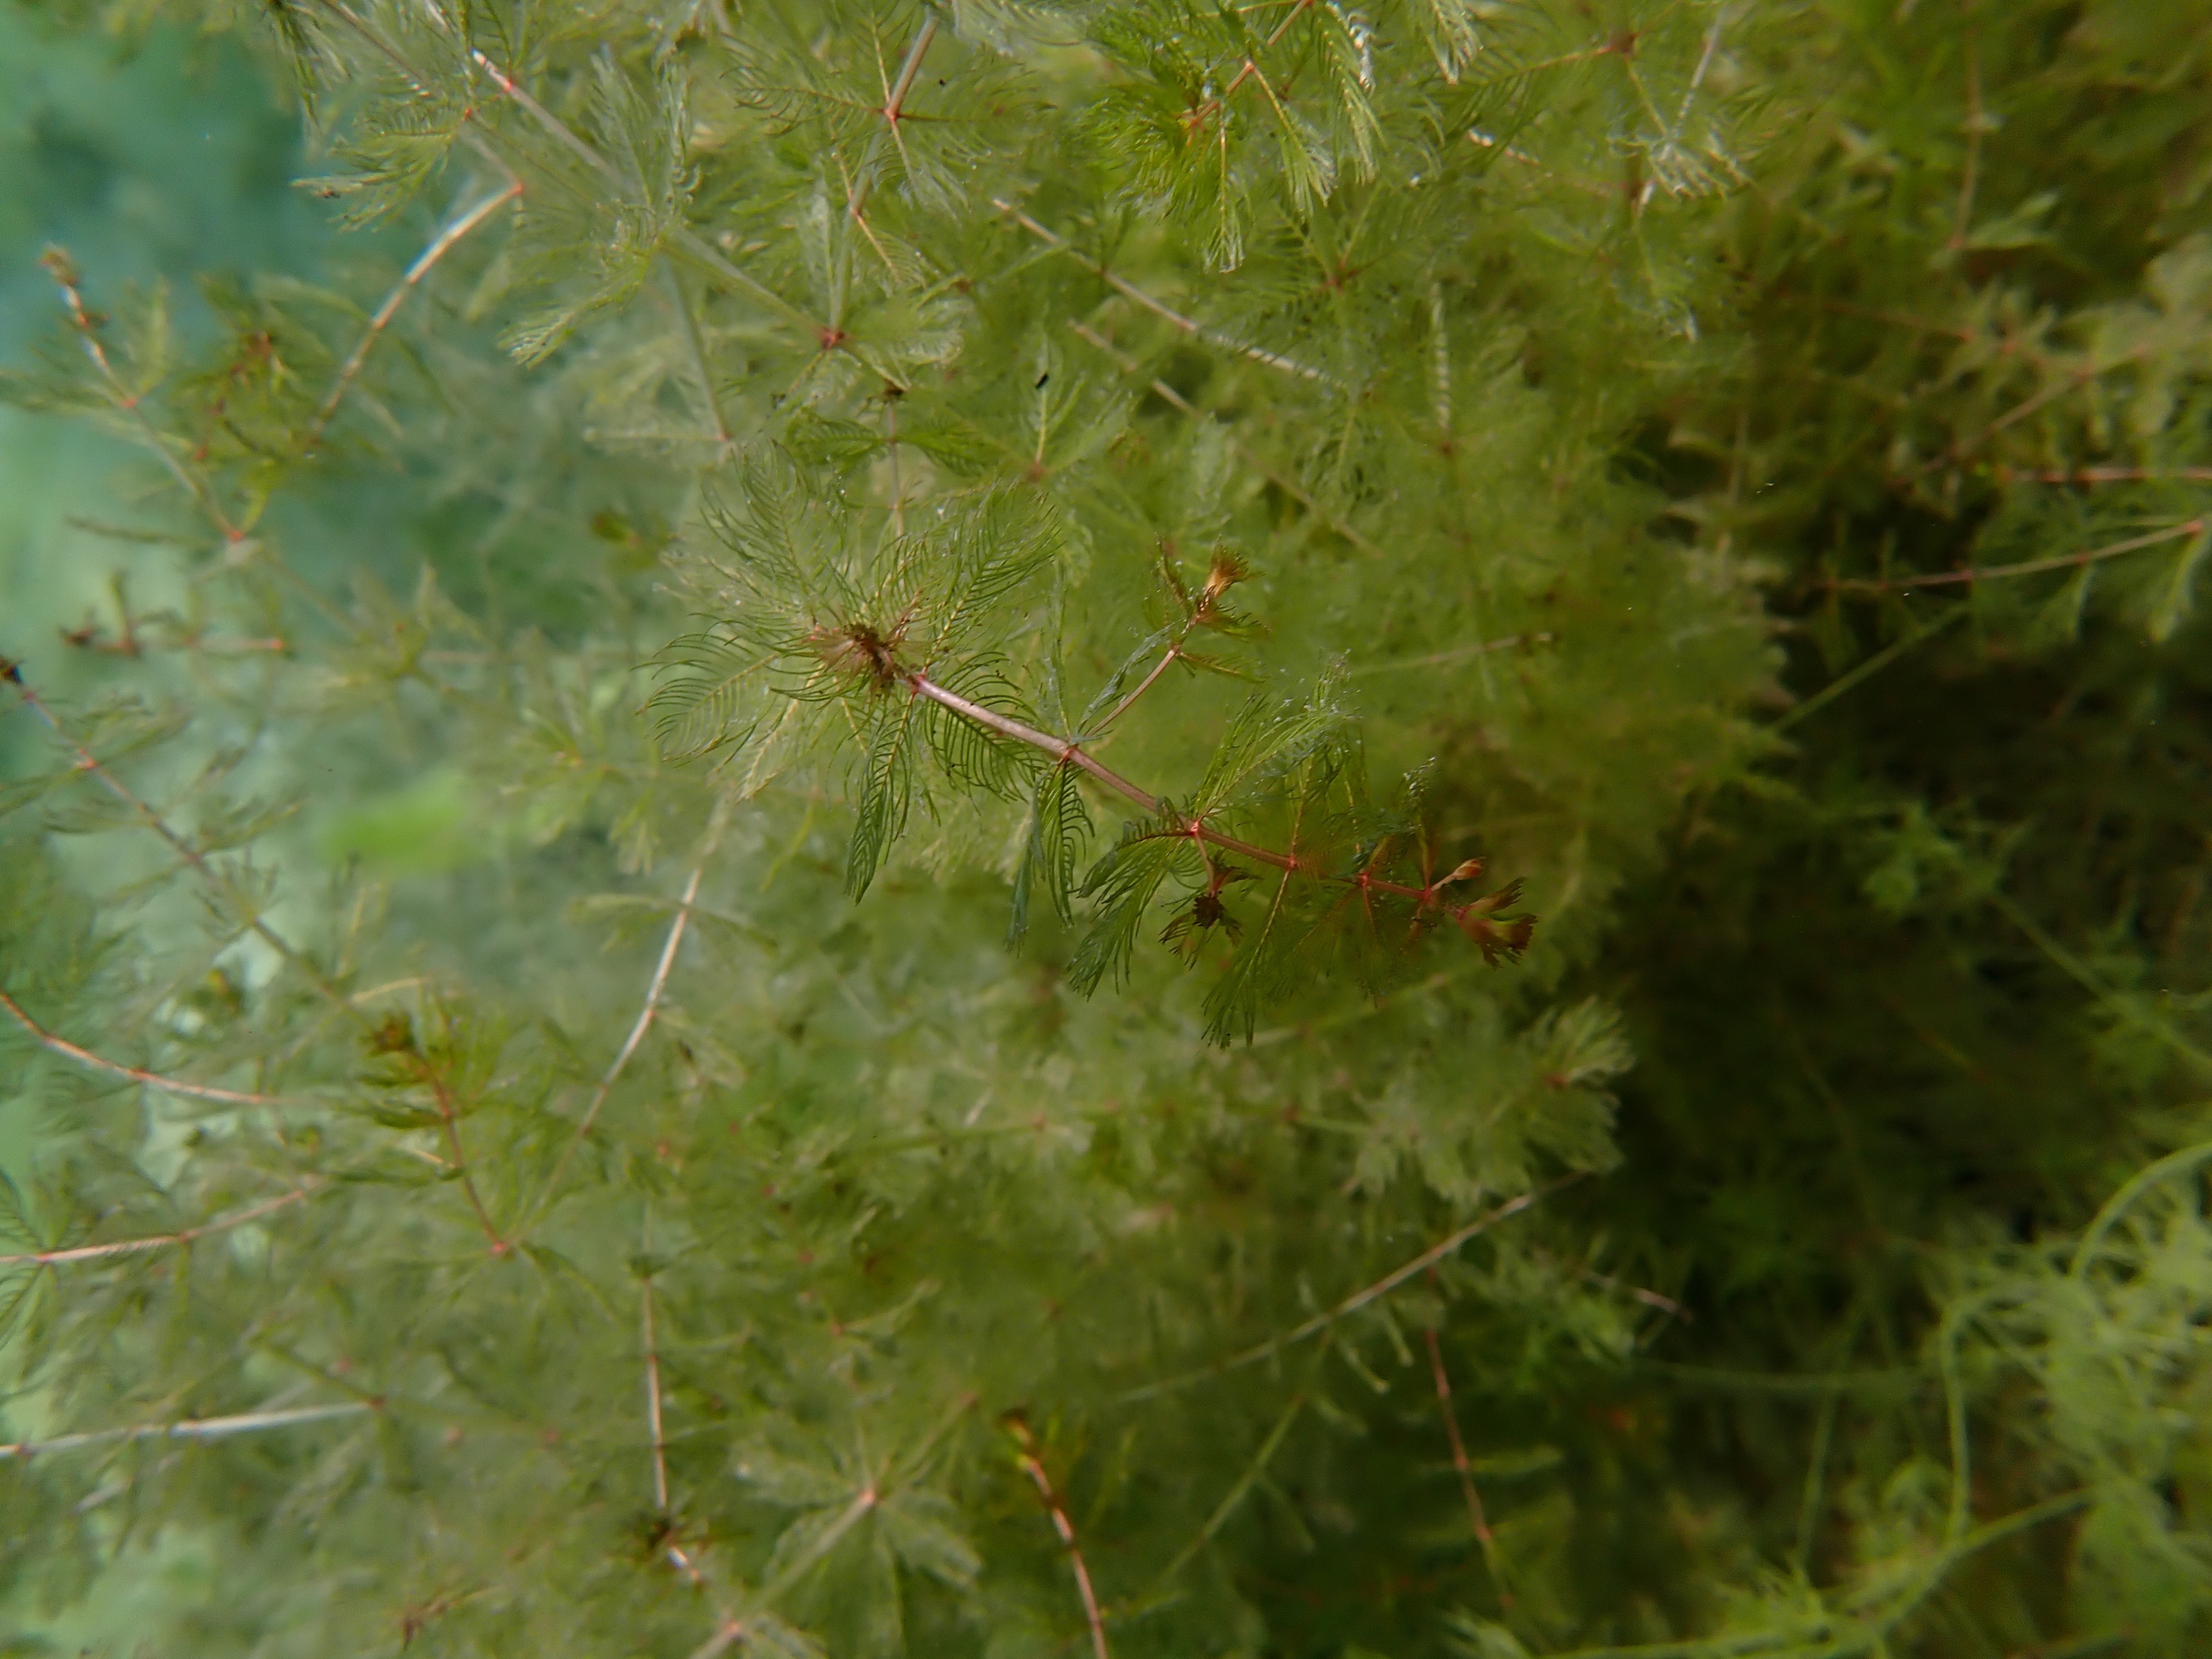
left=40, top=246, right=82, bottom=290
left=1202, top=549, right=1251, bottom=604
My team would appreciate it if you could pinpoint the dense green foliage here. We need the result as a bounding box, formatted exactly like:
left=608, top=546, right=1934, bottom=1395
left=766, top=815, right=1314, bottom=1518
left=2, top=2, right=2210, bottom=1655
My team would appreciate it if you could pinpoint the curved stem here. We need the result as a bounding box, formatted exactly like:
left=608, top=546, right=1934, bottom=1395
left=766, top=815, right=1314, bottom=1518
left=0, top=1182, right=326, bottom=1268
left=1, top=1400, right=373, bottom=1461
left=8, top=675, right=353, bottom=1014
left=309, top=181, right=523, bottom=445
left=907, top=673, right=1437, bottom=899
left=1, top=988, right=303, bottom=1107
left=1831, top=517, right=2205, bottom=592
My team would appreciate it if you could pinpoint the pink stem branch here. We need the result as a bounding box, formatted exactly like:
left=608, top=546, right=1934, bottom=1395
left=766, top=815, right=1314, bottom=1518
left=0, top=1182, right=326, bottom=1268
left=907, top=673, right=1437, bottom=899
left=1, top=988, right=303, bottom=1107
left=1423, top=1312, right=1514, bottom=1608
left=1831, top=518, right=2205, bottom=592
left=309, top=181, right=523, bottom=444
left=40, top=253, right=242, bottom=540
left=1009, top=1425, right=1113, bottom=1659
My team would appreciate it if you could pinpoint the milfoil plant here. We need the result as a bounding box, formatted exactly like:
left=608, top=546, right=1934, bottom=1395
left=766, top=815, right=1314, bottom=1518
left=3, top=1, right=2210, bottom=1657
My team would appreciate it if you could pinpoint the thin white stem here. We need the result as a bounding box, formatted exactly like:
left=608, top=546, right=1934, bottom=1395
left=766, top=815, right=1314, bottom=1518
left=1119, top=1176, right=1582, bottom=1402
left=590, top=870, right=702, bottom=1122
left=532, top=800, right=733, bottom=1221
left=663, top=257, right=734, bottom=457
left=995, top=202, right=1329, bottom=383
left=1066, top=321, right=1375, bottom=554
left=885, top=396, right=905, bottom=536
left=7, top=679, right=350, bottom=1012
left=758, top=1485, right=879, bottom=1601
left=1011, top=1431, right=1112, bottom=1659
left=1, top=1400, right=373, bottom=1460
left=0, top=1183, right=326, bottom=1268
left=1, top=988, right=304, bottom=1107
left=641, top=1222, right=670, bottom=1510
left=847, top=15, right=939, bottom=221
left=684, top=1621, right=748, bottom=1659
left=1346, top=633, right=1554, bottom=678
left=1148, top=1390, right=1305, bottom=1589
left=308, top=181, right=522, bottom=444
left=1833, top=517, right=2206, bottom=592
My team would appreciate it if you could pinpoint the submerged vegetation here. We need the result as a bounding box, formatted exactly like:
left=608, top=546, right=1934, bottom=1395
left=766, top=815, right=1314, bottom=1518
left=2, top=1, right=2210, bottom=1654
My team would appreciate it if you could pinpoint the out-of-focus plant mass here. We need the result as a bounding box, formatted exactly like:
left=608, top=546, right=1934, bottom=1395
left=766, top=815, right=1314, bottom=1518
left=2, top=0, right=2209, bottom=1653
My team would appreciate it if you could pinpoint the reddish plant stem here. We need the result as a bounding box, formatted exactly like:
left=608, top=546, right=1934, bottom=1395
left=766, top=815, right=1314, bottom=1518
left=42, top=255, right=243, bottom=540
left=1096, top=644, right=1184, bottom=732
left=906, top=672, right=1438, bottom=900
left=1830, top=518, right=2205, bottom=592
left=407, top=1054, right=507, bottom=1256
left=1, top=988, right=302, bottom=1107
left=1996, top=465, right=2212, bottom=487
left=1008, top=1424, right=1113, bottom=1659
left=908, top=672, right=1158, bottom=811
left=847, top=15, right=938, bottom=222
left=0, top=1182, right=325, bottom=1268
left=1421, top=1315, right=1514, bottom=1610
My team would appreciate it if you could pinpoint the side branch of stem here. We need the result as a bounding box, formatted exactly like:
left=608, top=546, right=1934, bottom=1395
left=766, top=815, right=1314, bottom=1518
left=41, top=255, right=240, bottom=538
left=993, top=201, right=1328, bottom=383
left=1, top=1400, right=374, bottom=1461
left=907, top=674, right=1440, bottom=901
left=1831, top=518, right=2204, bottom=592
left=0, top=1182, right=326, bottom=1268
left=1120, top=1176, right=1579, bottom=1402
left=7, top=678, right=351, bottom=1012
left=532, top=798, right=733, bottom=1225
left=1424, top=1317, right=1513, bottom=1607
left=1009, top=1422, right=1113, bottom=1659
left=310, top=180, right=523, bottom=444
left=0, top=988, right=302, bottom=1107
left=1069, top=320, right=1378, bottom=555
